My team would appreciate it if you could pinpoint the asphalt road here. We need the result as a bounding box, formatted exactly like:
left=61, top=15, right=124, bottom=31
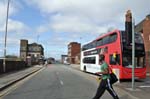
left=2, top=64, right=114, bottom=99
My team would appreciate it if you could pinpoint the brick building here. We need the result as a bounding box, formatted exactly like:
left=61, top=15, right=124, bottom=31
left=20, top=39, right=44, bottom=64
left=68, top=42, right=81, bottom=64
left=135, top=14, right=150, bottom=72
left=74, top=53, right=81, bottom=64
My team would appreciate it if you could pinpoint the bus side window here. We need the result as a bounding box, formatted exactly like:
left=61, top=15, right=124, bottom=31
left=109, top=54, right=120, bottom=65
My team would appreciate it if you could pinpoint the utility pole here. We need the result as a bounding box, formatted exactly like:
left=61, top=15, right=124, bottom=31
left=132, top=18, right=135, bottom=90
left=3, top=0, right=10, bottom=72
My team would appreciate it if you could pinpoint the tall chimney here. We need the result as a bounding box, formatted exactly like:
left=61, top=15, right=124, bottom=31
left=125, top=10, right=132, bottom=45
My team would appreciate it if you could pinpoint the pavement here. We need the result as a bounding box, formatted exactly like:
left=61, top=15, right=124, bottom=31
left=70, top=64, right=150, bottom=99
left=0, top=65, right=44, bottom=92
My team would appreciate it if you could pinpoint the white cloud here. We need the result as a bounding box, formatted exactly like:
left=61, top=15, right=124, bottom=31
left=0, top=0, right=20, bottom=26
left=50, top=15, right=94, bottom=33
left=0, top=0, right=28, bottom=34
left=0, top=49, right=3, bottom=52
left=0, top=2, right=28, bottom=33
left=43, top=36, right=68, bottom=47
left=0, top=38, right=19, bottom=45
left=36, top=25, right=49, bottom=34
left=0, top=19, right=29, bottom=34
left=27, top=0, right=150, bottom=35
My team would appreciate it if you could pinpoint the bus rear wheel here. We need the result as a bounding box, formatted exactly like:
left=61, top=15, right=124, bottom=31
left=83, top=66, right=86, bottom=72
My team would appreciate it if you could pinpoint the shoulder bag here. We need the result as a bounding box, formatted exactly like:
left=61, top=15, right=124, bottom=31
left=109, top=66, right=118, bottom=84
left=109, top=72, right=118, bottom=84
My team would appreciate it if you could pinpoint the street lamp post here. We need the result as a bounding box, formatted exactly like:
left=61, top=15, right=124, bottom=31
left=132, top=18, right=135, bottom=90
left=3, top=0, right=10, bottom=72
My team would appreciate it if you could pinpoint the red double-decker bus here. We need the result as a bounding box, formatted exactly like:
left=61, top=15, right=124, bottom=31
left=80, top=29, right=146, bottom=79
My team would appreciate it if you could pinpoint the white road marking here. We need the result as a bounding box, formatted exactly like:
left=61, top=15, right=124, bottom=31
left=56, top=72, right=59, bottom=75
left=55, top=72, right=64, bottom=86
left=60, top=80, right=64, bottom=85
left=139, top=85, right=150, bottom=88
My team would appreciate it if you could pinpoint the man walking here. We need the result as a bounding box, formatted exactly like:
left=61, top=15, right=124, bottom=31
left=93, top=54, right=119, bottom=99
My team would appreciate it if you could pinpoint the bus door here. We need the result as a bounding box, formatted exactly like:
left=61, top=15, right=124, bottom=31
left=109, top=53, right=121, bottom=79
left=109, top=53, right=121, bottom=66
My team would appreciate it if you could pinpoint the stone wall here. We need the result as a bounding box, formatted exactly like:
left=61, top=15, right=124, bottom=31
left=0, top=59, right=27, bottom=74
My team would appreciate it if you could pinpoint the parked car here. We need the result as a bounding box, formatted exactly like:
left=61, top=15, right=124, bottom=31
left=64, top=61, right=70, bottom=65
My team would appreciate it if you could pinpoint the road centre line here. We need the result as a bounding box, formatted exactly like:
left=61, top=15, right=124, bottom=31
left=55, top=72, right=64, bottom=86
left=60, top=80, right=64, bottom=85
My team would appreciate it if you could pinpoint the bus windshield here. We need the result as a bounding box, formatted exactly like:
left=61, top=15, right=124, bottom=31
left=122, top=55, right=145, bottom=68
left=121, top=31, right=144, bottom=44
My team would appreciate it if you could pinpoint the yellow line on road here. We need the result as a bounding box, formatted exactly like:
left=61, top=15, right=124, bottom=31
left=0, top=67, right=45, bottom=99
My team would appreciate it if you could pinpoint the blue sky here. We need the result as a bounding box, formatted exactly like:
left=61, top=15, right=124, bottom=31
left=0, top=0, right=150, bottom=59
